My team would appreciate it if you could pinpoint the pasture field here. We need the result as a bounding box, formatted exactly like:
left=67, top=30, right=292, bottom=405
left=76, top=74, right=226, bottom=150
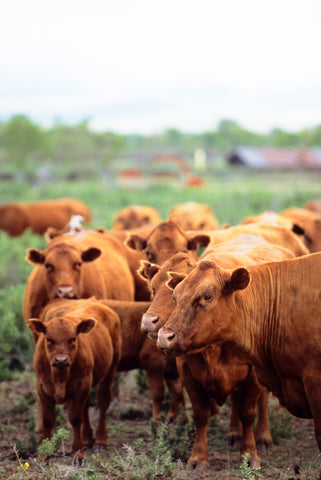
left=0, top=166, right=321, bottom=479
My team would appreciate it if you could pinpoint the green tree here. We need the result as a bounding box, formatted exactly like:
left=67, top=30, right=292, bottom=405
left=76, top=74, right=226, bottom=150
left=0, top=114, right=46, bottom=166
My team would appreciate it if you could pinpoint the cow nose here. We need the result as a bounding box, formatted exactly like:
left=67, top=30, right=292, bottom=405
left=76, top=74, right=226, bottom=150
left=56, top=286, right=74, bottom=298
left=53, top=356, right=69, bottom=367
left=141, top=313, right=162, bottom=333
left=157, top=328, right=176, bottom=349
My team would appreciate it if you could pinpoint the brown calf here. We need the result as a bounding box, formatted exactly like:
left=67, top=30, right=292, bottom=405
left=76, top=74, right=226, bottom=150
left=28, top=298, right=121, bottom=464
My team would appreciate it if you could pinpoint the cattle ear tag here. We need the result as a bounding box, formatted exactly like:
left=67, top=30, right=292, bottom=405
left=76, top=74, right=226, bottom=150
left=225, top=268, right=250, bottom=295
left=77, top=318, right=97, bottom=335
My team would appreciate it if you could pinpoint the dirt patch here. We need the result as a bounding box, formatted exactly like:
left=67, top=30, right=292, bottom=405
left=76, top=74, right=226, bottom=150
left=0, top=371, right=320, bottom=479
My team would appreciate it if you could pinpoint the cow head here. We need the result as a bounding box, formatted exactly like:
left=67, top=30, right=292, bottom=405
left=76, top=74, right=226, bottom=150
left=126, top=217, right=211, bottom=265
left=26, top=242, right=101, bottom=300
left=157, top=261, right=250, bottom=355
left=139, top=253, right=196, bottom=338
left=28, top=316, right=96, bottom=403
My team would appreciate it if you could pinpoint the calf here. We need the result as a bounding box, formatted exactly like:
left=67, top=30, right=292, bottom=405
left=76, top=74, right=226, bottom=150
left=28, top=298, right=121, bottom=464
left=141, top=236, right=295, bottom=468
left=157, top=252, right=321, bottom=458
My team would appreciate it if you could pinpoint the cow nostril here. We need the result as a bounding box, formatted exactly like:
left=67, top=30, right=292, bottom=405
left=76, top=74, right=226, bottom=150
left=54, top=356, right=69, bottom=367
left=167, top=332, right=175, bottom=341
left=151, top=315, right=160, bottom=325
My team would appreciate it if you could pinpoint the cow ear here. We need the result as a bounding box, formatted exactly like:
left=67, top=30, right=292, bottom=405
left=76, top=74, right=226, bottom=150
left=137, top=260, right=160, bottom=281
left=125, top=233, right=147, bottom=252
left=81, top=247, right=101, bottom=262
left=166, top=271, right=187, bottom=291
left=77, top=318, right=97, bottom=335
left=26, top=248, right=45, bottom=265
left=27, top=319, right=47, bottom=335
left=224, top=268, right=250, bottom=295
left=187, top=234, right=211, bottom=251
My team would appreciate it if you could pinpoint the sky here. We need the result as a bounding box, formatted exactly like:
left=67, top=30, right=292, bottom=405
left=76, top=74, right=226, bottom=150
left=1, top=0, right=321, bottom=135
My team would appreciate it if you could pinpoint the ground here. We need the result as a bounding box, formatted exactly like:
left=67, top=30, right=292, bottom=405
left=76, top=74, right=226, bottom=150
left=0, top=370, right=320, bottom=480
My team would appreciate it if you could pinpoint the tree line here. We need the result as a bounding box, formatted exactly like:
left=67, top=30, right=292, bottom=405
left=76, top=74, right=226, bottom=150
left=1, top=114, right=321, bottom=168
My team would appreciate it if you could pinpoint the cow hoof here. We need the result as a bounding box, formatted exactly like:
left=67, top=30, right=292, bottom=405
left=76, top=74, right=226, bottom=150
left=94, top=444, right=107, bottom=451
left=187, top=460, right=209, bottom=471
left=73, top=457, right=86, bottom=467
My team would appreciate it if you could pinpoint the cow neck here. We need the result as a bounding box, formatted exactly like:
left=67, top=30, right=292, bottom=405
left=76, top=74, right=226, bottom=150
left=234, top=262, right=286, bottom=369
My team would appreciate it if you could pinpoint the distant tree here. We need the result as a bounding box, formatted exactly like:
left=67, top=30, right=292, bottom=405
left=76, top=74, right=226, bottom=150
left=0, top=115, right=46, bottom=166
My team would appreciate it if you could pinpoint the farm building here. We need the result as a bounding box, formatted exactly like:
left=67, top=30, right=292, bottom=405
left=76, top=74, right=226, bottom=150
left=227, top=147, right=321, bottom=169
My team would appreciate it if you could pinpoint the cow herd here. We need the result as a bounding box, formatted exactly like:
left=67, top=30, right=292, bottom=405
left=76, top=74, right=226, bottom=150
left=1, top=197, right=321, bottom=471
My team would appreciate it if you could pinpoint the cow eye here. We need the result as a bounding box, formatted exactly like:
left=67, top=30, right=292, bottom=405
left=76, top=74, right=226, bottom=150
left=204, top=294, right=212, bottom=301
left=44, top=263, right=53, bottom=271
left=46, top=338, right=54, bottom=346
left=69, top=337, right=76, bottom=344
left=73, top=262, right=81, bottom=270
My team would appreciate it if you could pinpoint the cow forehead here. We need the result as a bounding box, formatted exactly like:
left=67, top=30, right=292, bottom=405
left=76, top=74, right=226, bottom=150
left=45, top=244, right=81, bottom=261
left=46, top=317, right=77, bottom=339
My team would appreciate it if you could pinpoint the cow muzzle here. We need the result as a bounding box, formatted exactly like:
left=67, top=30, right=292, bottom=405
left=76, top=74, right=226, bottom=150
left=157, top=327, right=182, bottom=356
left=52, top=356, right=70, bottom=368
left=55, top=285, right=76, bottom=299
left=141, top=313, right=163, bottom=337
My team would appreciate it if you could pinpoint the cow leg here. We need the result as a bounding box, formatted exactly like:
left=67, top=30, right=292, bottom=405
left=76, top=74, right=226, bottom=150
left=227, top=393, right=242, bottom=446
left=145, top=369, right=165, bottom=421
left=82, top=398, right=94, bottom=448
left=233, top=376, right=261, bottom=468
left=180, top=366, right=213, bottom=470
left=164, top=376, right=186, bottom=423
left=67, top=394, right=88, bottom=465
left=38, top=394, right=56, bottom=445
left=304, top=381, right=321, bottom=453
left=254, top=387, right=273, bottom=449
left=95, top=371, right=115, bottom=448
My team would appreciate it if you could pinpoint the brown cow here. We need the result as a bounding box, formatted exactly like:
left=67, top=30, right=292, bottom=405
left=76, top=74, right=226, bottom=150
left=112, top=205, right=161, bottom=230
left=0, top=198, right=92, bottom=237
left=23, top=230, right=136, bottom=329
left=142, top=236, right=296, bottom=468
left=157, top=252, right=321, bottom=459
left=28, top=298, right=121, bottom=464
left=169, top=201, right=220, bottom=230
left=125, top=217, right=212, bottom=265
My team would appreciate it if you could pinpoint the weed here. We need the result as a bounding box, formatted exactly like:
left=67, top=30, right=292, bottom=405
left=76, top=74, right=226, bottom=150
left=239, top=453, right=262, bottom=480
left=38, top=427, right=70, bottom=459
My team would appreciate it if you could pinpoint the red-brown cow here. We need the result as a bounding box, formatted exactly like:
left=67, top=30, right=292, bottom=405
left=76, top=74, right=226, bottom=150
left=23, top=230, right=136, bottom=331
left=142, top=236, right=295, bottom=468
left=157, top=252, right=321, bottom=460
left=112, top=205, right=161, bottom=230
left=168, top=202, right=220, bottom=230
left=0, top=198, right=92, bottom=237
left=28, top=298, right=121, bottom=464
left=125, top=216, right=212, bottom=265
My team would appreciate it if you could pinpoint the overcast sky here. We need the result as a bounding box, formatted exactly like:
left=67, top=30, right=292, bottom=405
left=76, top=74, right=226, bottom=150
left=1, top=0, right=321, bottom=134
